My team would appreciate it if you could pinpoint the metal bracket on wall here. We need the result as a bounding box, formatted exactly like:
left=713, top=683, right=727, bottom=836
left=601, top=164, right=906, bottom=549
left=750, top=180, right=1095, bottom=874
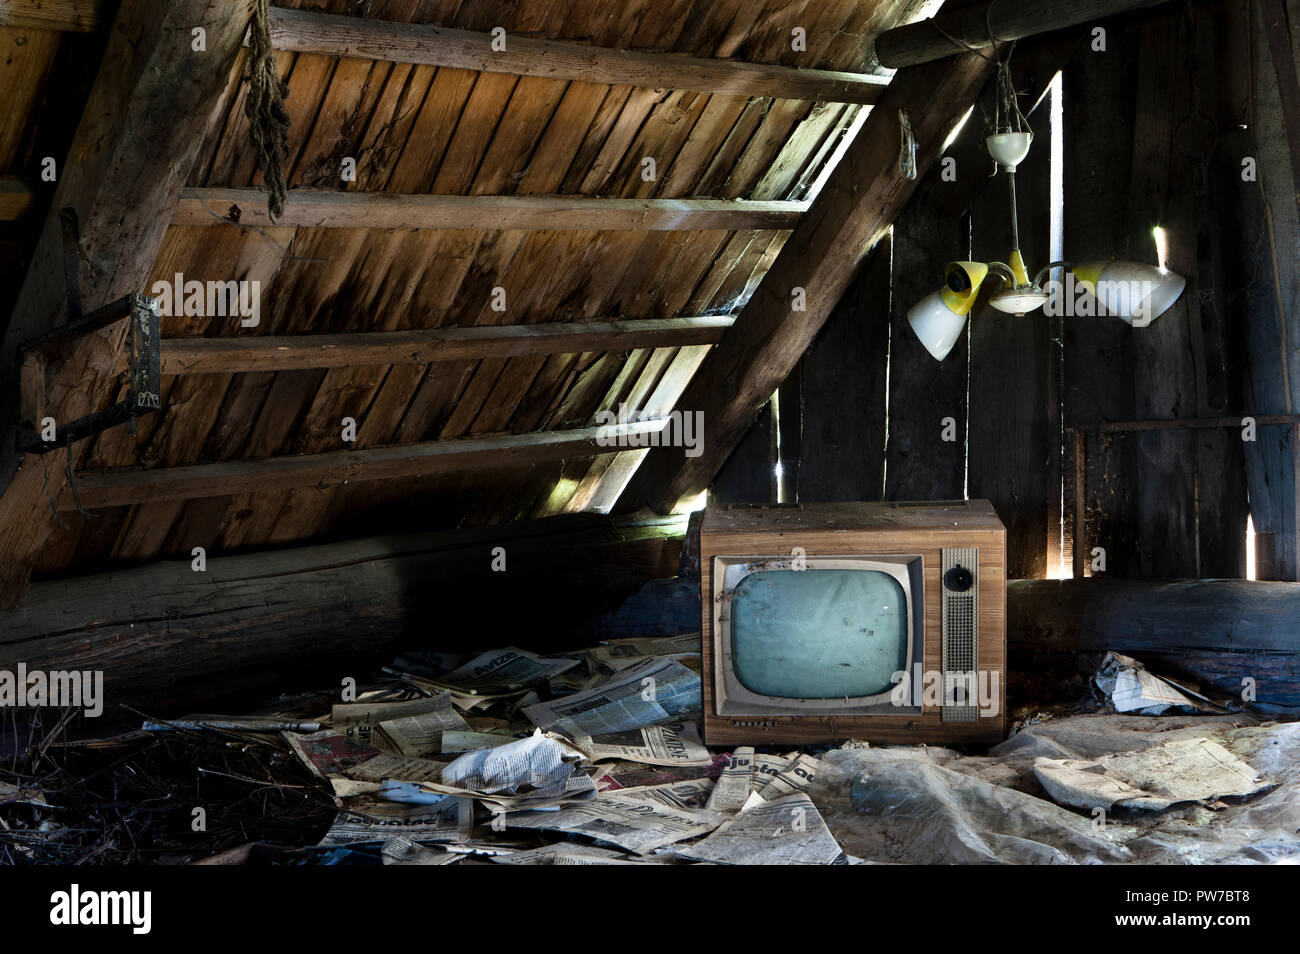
left=17, top=293, right=162, bottom=454
left=16, top=208, right=161, bottom=455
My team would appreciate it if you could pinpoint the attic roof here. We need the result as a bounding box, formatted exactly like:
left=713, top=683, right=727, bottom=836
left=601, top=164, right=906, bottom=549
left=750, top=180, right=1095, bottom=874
left=0, top=0, right=953, bottom=586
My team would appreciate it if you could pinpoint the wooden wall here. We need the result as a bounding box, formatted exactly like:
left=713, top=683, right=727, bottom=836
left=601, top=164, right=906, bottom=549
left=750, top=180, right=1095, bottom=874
left=713, top=1, right=1300, bottom=583
left=718, top=29, right=1064, bottom=579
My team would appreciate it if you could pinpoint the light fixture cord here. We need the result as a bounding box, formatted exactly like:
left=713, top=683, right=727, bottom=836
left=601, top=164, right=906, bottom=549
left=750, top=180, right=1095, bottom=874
left=930, top=0, right=1019, bottom=68
left=993, top=54, right=1030, bottom=136
left=929, top=4, right=1029, bottom=144
left=928, top=0, right=1005, bottom=63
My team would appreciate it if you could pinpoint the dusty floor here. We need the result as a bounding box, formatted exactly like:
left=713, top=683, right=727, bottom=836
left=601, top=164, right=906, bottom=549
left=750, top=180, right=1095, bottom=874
left=2, top=637, right=1296, bottom=865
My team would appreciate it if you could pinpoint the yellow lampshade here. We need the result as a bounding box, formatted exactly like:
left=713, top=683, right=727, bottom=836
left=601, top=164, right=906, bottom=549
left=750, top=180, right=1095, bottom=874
left=907, top=262, right=988, bottom=361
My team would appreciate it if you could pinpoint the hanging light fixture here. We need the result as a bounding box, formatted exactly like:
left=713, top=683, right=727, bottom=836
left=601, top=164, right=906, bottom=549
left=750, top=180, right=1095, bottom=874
left=907, top=40, right=1186, bottom=360
left=908, top=261, right=987, bottom=361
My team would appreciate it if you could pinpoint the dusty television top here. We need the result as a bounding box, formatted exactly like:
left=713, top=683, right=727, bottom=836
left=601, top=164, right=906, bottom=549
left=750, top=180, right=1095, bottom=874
left=700, top=500, right=1004, bottom=535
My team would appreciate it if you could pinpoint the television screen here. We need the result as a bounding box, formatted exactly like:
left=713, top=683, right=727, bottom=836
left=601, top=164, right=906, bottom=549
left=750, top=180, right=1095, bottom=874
left=730, top=568, right=910, bottom=699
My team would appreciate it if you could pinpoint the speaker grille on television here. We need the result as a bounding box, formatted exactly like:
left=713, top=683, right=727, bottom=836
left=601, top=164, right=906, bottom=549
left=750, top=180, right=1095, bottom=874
left=941, top=547, right=979, bottom=723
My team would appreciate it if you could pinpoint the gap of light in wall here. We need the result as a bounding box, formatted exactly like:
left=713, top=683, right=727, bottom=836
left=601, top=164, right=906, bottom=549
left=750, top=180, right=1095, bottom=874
left=805, top=106, right=871, bottom=204
left=682, top=489, right=709, bottom=514
left=1153, top=225, right=1169, bottom=272
left=1049, top=70, right=1070, bottom=579
left=772, top=388, right=784, bottom=503
left=942, top=106, right=976, bottom=154
left=881, top=225, right=895, bottom=499
left=1246, top=512, right=1257, bottom=580
left=962, top=216, right=972, bottom=500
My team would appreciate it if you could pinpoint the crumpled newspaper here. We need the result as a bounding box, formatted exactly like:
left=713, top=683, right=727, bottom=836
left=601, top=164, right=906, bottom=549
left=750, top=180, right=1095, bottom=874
left=441, top=729, right=590, bottom=800
left=1093, top=652, right=1223, bottom=715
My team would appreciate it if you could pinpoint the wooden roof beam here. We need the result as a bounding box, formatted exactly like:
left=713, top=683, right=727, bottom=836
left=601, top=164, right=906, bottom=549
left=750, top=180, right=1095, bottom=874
left=174, top=188, right=805, bottom=231
left=619, top=47, right=996, bottom=515
left=0, top=0, right=256, bottom=607
left=159, top=318, right=734, bottom=375
left=0, top=0, right=105, bottom=31
left=2, top=185, right=805, bottom=230
left=876, top=0, right=1170, bottom=68
left=57, top=422, right=676, bottom=510
left=267, top=7, right=891, bottom=105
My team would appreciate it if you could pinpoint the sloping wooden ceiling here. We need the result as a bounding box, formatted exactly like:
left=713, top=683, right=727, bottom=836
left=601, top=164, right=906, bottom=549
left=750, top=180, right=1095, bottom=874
left=0, top=0, right=935, bottom=578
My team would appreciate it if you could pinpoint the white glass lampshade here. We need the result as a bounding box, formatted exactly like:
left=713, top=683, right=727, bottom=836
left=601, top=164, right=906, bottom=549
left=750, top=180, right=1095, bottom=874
left=986, top=131, right=1033, bottom=169
left=907, top=289, right=968, bottom=361
left=1074, top=261, right=1186, bottom=327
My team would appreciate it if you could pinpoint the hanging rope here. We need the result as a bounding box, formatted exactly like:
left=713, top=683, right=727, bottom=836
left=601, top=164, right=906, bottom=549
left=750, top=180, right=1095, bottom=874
left=245, top=0, right=291, bottom=221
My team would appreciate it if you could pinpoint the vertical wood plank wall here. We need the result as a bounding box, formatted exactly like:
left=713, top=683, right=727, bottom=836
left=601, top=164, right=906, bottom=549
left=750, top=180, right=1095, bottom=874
left=710, top=3, right=1299, bottom=582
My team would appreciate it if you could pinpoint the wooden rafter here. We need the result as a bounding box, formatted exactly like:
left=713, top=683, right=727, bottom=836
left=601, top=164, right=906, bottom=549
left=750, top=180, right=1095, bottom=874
left=0, top=0, right=103, bottom=31
left=1260, top=0, right=1300, bottom=219
left=0, top=0, right=256, bottom=607
left=158, top=318, right=734, bottom=375
left=875, top=0, right=1171, bottom=67
left=620, top=49, right=996, bottom=515
left=58, top=422, right=674, bottom=510
left=173, top=188, right=806, bottom=231
left=267, top=7, right=891, bottom=105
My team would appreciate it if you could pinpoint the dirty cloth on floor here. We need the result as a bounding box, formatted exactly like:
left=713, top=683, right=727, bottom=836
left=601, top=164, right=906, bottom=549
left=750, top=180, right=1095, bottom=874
left=812, top=714, right=1300, bottom=864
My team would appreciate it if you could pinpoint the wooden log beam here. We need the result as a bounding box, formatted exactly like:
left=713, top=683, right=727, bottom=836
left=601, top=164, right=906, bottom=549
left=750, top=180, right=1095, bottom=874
left=173, top=187, right=806, bottom=231
left=0, top=0, right=105, bottom=31
left=1077, top=414, right=1300, bottom=433
left=267, top=7, right=891, bottom=105
left=159, top=317, right=734, bottom=375
left=4, top=182, right=806, bottom=230
left=0, top=510, right=688, bottom=704
left=0, top=0, right=257, bottom=609
left=875, top=0, right=1170, bottom=68
left=1008, top=578, right=1300, bottom=653
left=620, top=45, right=995, bottom=515
left=58, top=421, right=675, bottom=509
left=1008, top=578, right=1300, bottom=709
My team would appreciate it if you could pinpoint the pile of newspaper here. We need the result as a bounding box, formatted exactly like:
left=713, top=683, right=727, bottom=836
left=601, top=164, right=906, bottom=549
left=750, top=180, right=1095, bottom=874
left=268, top=636, right=852, bottom=864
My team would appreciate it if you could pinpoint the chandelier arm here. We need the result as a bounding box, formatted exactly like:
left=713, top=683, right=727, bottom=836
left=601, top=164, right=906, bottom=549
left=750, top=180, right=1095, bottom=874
left=985, top=262, right=1017, bottom=285
left=1032, top=261, right=1072, bottom=288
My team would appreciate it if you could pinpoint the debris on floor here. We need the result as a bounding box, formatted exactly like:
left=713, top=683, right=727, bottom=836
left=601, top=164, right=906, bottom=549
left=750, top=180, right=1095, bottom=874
left=1033, top=738, right=1265, bottom=812
left=816, top=715, right=1300, bottom=864
left=1093, top=652, right=1229, bottom=715
left=2, top=636, right=1298, bottom=865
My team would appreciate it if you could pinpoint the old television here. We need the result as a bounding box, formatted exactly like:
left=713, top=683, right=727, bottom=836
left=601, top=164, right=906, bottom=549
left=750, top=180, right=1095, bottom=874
left=701, top=500, right=1006, bottom=746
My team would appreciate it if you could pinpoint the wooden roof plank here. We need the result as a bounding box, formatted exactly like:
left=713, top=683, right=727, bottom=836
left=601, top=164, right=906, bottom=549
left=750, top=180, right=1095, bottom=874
left=171, top=186, right=806, bottom=230
left=59, top=421, right=675, bottom=510
left=0, top=0, right=104, bottom=32
left=159, top=317, right=734, bottom=374
left=876, top=0, right=1171, bottom=68
left=268, top=7, right=891, bottom=105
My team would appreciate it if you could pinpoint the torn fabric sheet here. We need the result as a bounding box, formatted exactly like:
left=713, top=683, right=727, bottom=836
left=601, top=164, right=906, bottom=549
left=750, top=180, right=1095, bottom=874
left=811, top=714, right=1300, bottom=864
